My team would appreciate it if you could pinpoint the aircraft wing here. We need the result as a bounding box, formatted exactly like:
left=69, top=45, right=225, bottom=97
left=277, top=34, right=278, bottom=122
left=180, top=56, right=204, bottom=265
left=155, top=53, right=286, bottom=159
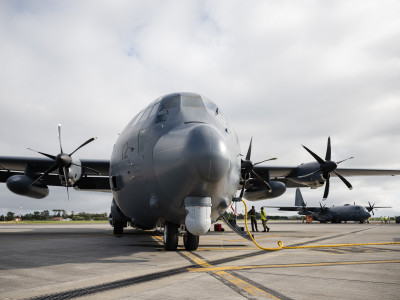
left=255, top=165, right=400, bottom=178
left=265, top=206, right=320, bottom=212
left=0, top=156, right=110, bottom=190
left=332, top=168, right=400, bottom=177
left=254, top=166, right=295, bottom=177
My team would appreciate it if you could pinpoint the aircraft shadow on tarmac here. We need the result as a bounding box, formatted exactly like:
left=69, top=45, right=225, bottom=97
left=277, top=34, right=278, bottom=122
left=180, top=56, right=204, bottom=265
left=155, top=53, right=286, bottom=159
left=0, top=228, right=175, bottom=271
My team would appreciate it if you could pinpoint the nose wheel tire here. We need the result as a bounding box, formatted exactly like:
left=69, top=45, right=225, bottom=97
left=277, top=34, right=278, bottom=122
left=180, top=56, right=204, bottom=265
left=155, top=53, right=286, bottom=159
left=184, top=230, right=199, bottom=251
left=164, top=222, right=179, bottom=251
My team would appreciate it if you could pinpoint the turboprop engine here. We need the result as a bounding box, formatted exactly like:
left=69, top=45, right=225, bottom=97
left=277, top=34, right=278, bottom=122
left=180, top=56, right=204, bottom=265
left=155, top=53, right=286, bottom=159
left=244, top=181, right=287, bottom=200
left=16, top=124, right=98, bottom=199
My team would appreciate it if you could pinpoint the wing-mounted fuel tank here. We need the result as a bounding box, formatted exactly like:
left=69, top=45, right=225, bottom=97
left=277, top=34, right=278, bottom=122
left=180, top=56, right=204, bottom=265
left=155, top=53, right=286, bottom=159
left=244, top=181, right=286, bottom=200
left=6, top=174, right=49, bottom=199
left=6, top=164, right=49, bottom=199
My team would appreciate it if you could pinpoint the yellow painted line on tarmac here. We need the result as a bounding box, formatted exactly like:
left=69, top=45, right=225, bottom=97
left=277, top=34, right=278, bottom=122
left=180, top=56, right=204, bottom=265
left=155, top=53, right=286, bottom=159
left=181, top=251, right=280, bottom=299
left=188, top=259, right=400, bottom=273
left=152, top=235, right=163, bottom=242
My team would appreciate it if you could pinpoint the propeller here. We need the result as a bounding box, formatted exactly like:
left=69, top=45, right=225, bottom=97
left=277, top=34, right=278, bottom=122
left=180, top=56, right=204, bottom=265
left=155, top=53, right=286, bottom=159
left=299, top=137, right=353, bottom=200
left=238, top=138, right=277, bottom=200
left=319, top=202, right=327, bottom=213
left=28, top=124, right=97, bottom=199
left=300, top=201, right=310, bottom=215
left=367, top=201, right=376, bottom=215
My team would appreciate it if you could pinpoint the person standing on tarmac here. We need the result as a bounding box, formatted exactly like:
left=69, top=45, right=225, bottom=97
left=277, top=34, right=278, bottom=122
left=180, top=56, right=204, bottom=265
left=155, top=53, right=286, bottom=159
left=248, top=206, right=258, bottom=232
left=260, top=207, right=270, bottom=232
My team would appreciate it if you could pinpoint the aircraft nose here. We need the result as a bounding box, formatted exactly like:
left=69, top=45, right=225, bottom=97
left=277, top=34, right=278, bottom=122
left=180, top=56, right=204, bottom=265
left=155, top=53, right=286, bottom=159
left=186, top=124, right=230, bottom=182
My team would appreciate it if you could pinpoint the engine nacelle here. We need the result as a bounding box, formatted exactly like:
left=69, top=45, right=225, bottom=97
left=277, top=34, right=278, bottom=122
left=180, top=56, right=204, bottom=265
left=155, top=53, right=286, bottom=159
left=6, top=175, right=49, bottom=199
left=244, top=181, right=287, bottom=201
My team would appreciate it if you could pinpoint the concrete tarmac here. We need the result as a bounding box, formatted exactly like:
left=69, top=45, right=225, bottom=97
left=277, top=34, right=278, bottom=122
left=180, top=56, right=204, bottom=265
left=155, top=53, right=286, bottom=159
left=0, top=221, right=399, bottom=299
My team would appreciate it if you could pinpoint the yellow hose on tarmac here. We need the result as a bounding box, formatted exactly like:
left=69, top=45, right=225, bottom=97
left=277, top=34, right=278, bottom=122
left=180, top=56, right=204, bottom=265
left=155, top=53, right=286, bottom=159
left=242, top=199, right=400, bottom=251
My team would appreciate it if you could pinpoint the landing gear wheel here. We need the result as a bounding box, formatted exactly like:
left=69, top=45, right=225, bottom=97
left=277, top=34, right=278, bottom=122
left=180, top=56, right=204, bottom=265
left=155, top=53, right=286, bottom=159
left=184, top=230, right=199, bottom=251
left=113, top=222, right=124, bottom=235
left=164, top=222, right=179, bottom=251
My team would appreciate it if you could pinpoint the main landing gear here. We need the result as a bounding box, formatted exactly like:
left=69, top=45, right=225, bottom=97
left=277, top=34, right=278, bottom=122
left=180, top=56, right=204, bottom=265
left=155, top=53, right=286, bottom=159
left=113, top=221, right=125, bottom=235
left=163, top=222, right=179, bottom=251
left=163, top=222, right=199, bottom=251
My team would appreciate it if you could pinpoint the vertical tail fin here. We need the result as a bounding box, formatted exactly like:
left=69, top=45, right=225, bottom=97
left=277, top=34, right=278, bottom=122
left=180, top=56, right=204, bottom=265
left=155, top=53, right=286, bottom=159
left=295, top=188, right=305, bottom=206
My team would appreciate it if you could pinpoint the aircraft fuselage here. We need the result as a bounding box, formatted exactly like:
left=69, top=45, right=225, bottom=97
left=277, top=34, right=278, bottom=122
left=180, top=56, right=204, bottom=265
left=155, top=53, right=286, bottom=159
left=314, top=205, right=371, bottom=222
left=109, top=93, right=241, bottom=232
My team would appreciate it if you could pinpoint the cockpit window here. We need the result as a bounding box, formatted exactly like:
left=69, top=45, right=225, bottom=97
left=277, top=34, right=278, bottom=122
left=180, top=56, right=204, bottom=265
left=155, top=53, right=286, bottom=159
left=182, top=95, right=205, bottom=108
left=148, top=100, right=161, bottom=118
left=162, top=95, right=180, bottom=109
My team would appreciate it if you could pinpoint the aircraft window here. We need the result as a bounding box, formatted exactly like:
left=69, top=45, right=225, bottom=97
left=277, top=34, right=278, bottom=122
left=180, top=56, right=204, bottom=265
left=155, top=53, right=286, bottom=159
left=149, top=100, right=161, bottom=118
left=138, top=105, right=153, bottom=123
left=182, top=96, right=205, bottom=108
left=130, top=110, right=144, bottom=127
left=155, top=95, right=180, bottom=123
left=138, top=129, right=147, bottom=153
left=162, top=95, right=180, bottom=109
left=156, top=104, right=168, bottom=123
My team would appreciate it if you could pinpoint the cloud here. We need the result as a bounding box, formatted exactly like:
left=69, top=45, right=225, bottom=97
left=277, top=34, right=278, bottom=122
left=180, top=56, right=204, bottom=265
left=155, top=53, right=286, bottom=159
left=0, top=0, right=399, bottom=217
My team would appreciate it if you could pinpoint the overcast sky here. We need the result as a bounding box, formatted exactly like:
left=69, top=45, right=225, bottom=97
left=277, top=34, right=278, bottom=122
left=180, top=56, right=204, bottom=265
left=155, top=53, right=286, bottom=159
left=0, top=0, right=399, bottom=218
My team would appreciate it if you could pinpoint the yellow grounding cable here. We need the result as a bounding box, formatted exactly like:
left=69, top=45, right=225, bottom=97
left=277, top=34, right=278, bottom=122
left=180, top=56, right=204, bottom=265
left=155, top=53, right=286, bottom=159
left=241, top=199, right=400, bottom=251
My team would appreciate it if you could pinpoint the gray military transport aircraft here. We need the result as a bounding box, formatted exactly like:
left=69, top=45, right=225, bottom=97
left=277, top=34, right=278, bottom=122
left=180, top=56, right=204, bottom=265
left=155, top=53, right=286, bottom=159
left=1, top=93, right=399, bottom=250
left=267, top=188, right=390, bottom=223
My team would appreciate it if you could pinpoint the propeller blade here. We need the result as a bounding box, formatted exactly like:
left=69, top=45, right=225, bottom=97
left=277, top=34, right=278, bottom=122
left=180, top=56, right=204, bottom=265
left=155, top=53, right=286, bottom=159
left=63, top=166, right=70, bottom=200
left=367, top=202, right=375, bottom=215
left=333, top=170, right=353, bottom=190
left=251, top=170, right=272, bottom=192
left=30, top=163, right=58, bottom=186
left=325, top=137, right=331, bottom=161
left=302, top=145, right=325, bottom=164
left=27, top=148, right=56, bottom=160
left=239, top=179, right=246, bottom=199
left=323, top=177, right=330, bottom=200
left=254, top=157, right=277, bottom=165
left=246, top=138, right=252, bottom=161
left=58, top=124, right=63, bottom=153
left=336, top=157, right=354, bottom=165
left=69, top=137, right=97, bottom=156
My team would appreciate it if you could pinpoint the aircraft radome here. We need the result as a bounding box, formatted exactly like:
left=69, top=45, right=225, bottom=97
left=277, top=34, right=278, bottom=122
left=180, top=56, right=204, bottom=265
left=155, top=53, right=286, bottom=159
left=1, top=93, right=399, bottom=251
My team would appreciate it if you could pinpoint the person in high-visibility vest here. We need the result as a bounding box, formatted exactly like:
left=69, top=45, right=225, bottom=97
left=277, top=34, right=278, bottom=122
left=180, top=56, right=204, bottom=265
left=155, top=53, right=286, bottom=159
left=260, top=207, right=270, bottom=232
left=381, top=216, right=383, bottom=224
left=248, top=206, right=258, bottom=232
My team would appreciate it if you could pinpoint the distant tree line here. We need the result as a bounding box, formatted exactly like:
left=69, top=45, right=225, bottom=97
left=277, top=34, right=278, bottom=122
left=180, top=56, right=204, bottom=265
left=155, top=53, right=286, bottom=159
left=0, top=210, right=108, bottom=221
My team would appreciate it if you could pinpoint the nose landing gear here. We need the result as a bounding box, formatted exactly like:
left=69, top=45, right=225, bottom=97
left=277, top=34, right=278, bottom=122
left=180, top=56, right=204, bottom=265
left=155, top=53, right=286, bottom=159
left=163, top=222, right=200, bottom=251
